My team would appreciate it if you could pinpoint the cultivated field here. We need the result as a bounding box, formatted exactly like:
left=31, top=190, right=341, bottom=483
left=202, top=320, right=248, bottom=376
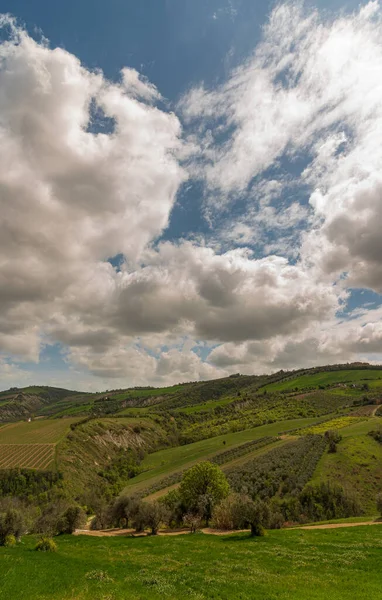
left=0, top=444, right=55, bottom=469
left=262, top=368, right=382, bottom=392
left=1, top=527, right=381, bottom=599
left=0, top=418, right=79, bottom=470
left=0, top=418, right=79, bottom=445
left=123, top=416, right=323, bottom=496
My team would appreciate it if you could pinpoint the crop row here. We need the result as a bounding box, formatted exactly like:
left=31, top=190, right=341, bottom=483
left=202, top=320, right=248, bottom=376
left=0, top=444, right=55, bottom=469
left=141, top=437, right=278, bottom=498
left=227, top=435, right=328, bottom=500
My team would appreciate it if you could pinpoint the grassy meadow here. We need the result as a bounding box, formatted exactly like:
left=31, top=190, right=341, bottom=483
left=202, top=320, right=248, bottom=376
left=1, top=527, right=382, bottom=600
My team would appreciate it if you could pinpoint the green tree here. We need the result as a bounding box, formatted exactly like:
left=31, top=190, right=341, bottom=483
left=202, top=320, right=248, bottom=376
left=179, top=462, right=230, bottom=525
left=0, top=508, right=25, bottom=545
left=376, top=492, right=382, bottom=517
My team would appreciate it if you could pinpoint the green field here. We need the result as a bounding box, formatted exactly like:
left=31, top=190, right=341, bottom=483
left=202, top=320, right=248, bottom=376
left=297, top=416, right=367, bottom=435
left=1, top=527, right=381, bottom=599
left=123, top=417, right=323, bottom=495
left=312, top=433, right=382, bottom=513
left=262, top=369, right=382, bottom=392
left=0, top=418, right=79, bottom=445
left=0, top=444, right=55, bottom=469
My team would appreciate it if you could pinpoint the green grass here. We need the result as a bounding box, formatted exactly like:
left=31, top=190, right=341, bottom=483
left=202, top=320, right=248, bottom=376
left=1, top=528, right=382, bottom=599
left=124, top=417, right=323, bottom=495
left=0, top=418, right=79, bottom=444
left=312, top=434, right=382, bottom=513
left=262, top=369, right=382, bottom=392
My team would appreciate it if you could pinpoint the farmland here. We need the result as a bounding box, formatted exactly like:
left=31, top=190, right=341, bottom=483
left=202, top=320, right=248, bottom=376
left=1, top=527, right=382, bottom=599
left=296, top=416, right=367, bottom=435
left=123, top=416, right=323, bottom=496
left=0, top=444, right=55, bottom=469
left=312, top=433, right=382, bottom=513
left=262, top=368, right=382, bottom=392
left=0, top=418, right=79, bottom=470
left=0, top=418, right=79, bottom=444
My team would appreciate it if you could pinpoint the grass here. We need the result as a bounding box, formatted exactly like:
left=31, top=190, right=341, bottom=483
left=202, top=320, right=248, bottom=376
left=123, top=417, right=324, bottom=495
left=145, top=438, right=291, bottom=500
left=262, top=369, right=382, bottom=392
left=1, top=527, right=382, bottom=599
left=312, top=434, right=382, bottom=513
left=0, top=418, right=79, bottom=445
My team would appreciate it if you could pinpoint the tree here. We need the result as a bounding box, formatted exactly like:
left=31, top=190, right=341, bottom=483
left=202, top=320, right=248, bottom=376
left=241, top=498, right=270, bottom=537
left=57, top=506, right=87, bottom=534
left=376, top=493, right=382, bottom=517
left=142, top=501, right=169, bottom=535
left=0, top=508, right=25, bottom=545
left=325, top=430, right=342, bottom=453
left=110, top=495, right=141, bottom=528
left=179, top=462, right=230, bottom=525
left=183, top=512, right=202, bottom=533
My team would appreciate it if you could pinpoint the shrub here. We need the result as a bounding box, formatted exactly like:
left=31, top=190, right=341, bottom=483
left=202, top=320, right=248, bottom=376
left=183, top=512, right=202, bottom=533
left=299, top=482, right=362, bottom=522
left=4, top=534, right=16, bottom=547
left=35, top=537, right=57, bottom=552
left=376, top=493, right=382, bottom=516
left=0, top=508, right=25, bottom=545
left=142, top=501, right=169, bottom=535
left=57, top=506, right=87, bottom=534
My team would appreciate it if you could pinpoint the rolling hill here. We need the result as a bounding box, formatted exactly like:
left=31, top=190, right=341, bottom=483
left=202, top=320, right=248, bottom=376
left=0, top=363, right=381, bottom=516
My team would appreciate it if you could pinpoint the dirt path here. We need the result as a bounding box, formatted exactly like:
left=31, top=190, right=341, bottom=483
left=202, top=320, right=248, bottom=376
left=295, top=520, right=382, bottom=530
left=74, top=520, right=382, bottom=537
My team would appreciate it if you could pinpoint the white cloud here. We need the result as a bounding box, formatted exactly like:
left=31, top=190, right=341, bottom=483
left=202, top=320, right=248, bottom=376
left=180, top=1, right=382, bottom=293
left=0, top=16, right=184, bottom=364
left=3, top=6, right=382, bottom=387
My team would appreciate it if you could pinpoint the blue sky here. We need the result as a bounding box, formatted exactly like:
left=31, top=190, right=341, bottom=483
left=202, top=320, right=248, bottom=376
left=1, top=0, right=382, bottom=390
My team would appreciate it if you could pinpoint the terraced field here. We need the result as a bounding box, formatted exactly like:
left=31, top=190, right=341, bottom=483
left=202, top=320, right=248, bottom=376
left=0, top=444, right=55, bottom=469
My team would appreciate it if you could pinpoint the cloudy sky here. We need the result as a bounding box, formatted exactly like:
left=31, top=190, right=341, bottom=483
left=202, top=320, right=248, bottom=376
left=1, top=0, right=382, bottom=391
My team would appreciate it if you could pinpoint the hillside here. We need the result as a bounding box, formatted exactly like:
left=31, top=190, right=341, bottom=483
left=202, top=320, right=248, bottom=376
left=0, top=363, right=381, bottom=519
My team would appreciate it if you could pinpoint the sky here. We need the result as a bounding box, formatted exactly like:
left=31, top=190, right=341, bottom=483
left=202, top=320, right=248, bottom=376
left=1, top=0, right=382, bottom=391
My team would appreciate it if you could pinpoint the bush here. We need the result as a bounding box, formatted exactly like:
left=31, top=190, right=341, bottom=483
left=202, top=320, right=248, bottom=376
left=0, top=508, right=25, bottom=545
left=57, top=506, right=87, bottom=534
left=376, top=493, right=382, bottom=516
left=35, top=537, right=57, bottom=552
left=299, top=482, right=362, bottom=522
left=183, top=512, right=202, bottom=533
left=142, top=501, right=169, bottom=535
left=4, top=534, right=16, bottom=547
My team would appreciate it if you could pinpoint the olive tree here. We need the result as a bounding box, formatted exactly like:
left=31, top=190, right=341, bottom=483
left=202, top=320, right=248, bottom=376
left=179, top=462, right=230, bottom=526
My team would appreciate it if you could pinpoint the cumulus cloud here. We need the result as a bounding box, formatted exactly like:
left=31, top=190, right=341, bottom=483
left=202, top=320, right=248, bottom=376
left=0, top=15, right=184, bottom=363
left=181, top=1, right=382, bottom=292
left=3, top=5, right=382, bottom=387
